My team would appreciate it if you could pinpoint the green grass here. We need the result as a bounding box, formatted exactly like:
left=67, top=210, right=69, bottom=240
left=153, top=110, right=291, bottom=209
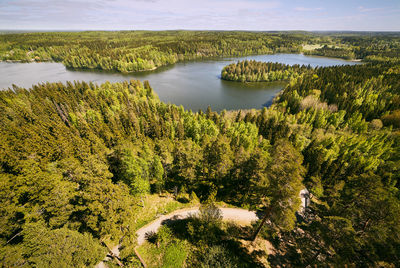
left=137, top=242, right=164, bottom=267
left=137, top=241, right=188, bottom=268
left=162, top=241, right=188, bottom=268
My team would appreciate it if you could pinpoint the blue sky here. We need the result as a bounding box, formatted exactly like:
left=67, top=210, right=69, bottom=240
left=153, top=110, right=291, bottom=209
left=0, top=0, right=399, bottom=31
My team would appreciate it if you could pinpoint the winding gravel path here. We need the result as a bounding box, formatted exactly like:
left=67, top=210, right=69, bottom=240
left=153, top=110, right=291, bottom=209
left=95, top=207, right=259, bottom=267
left=136, top=206, right=259, bottom=245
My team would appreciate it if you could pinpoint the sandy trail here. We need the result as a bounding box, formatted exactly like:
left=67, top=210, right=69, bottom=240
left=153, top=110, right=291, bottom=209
left=136, top=207, right=259, bottom=245
left=95, top=206, right=259, bottom=267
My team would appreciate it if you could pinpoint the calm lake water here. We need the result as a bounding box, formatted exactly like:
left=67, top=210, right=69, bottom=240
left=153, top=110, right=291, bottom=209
left=0, top=54, right=359, bottom=111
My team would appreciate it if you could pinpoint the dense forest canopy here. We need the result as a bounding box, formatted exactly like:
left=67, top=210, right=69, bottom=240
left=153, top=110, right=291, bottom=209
left=221, top=60, right=312, bottom=82
left=0, top=31, right=399, bottom=266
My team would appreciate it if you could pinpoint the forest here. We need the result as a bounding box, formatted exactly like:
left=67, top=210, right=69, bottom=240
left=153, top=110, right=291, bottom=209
left=0, top=31, right=305, bottom=73
left=0, top=31, right=399, bottom=267
left=1, top=31, right=400, bottom=73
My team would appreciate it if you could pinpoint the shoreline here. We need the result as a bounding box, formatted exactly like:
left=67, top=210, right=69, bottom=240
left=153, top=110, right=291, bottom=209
left=0, top=59, right=53, bottom=63
left=1, top=51, right=361, bottom=72
left=299, top=52, right=363, bottom=63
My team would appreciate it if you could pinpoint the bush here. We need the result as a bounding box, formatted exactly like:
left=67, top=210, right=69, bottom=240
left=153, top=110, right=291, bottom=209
left=145, top=231, right=158, bottom=244
left=198, top=202, right=222, bottom=223
left=146, top=226, right=173, bottom=248
left=186, top=203, right=223, bottom=244
left=190, top=191, right=200, bottom=203
left=369, top=119, right=383, bottom=130
left=382, top=110, right=400, bottom=128
left=157, top=225, right=173, bottom=247
left=199, top=245, right=238, bottom=268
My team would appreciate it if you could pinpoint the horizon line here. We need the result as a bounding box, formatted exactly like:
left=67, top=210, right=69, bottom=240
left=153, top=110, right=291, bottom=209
left=1, top=29, right=400, bottom=33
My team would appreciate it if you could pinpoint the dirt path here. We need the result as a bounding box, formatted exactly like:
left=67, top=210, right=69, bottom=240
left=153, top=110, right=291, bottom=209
left=95, top=207, right=259, bottom=267
left=95, top=246, right=120, bottom=268
left=136, top=207, right=259, bottom=245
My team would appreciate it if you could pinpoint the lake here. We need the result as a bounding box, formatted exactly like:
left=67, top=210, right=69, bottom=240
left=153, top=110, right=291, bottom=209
left=0, top=54, right=359, bottom=111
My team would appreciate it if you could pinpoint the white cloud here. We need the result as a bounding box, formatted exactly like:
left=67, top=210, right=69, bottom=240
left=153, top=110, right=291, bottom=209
left=294, top=7, right=324, bottom=12
left=358, top=6, right=385, bottom=13
left=0, top=0, right=399, bottom=31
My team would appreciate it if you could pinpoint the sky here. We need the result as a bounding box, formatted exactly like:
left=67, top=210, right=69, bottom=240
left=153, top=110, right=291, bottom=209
left=0, top=0, right=399, bottom=31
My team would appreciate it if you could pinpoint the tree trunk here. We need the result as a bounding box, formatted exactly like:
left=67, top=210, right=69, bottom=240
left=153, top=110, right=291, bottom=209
left=251, top=206, right=272, bottom=241
left=6, top=231, right=21, bottom=244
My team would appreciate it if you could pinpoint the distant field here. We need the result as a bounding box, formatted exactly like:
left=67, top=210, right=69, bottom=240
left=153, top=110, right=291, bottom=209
left=302, top=44, right=324, bottom=50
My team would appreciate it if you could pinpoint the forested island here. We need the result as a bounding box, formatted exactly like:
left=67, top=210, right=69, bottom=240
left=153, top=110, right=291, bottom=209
left=221, top=60, right=311, bottom=82
left=0, top=30, right=400, bottom=267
